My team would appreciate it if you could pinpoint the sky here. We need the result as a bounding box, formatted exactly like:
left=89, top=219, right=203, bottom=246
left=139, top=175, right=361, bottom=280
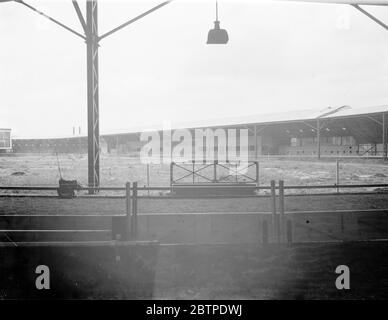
left=1, top=0, right=388, bottom=138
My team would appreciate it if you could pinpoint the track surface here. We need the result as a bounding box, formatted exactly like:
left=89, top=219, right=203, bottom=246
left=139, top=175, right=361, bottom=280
left=0, top=193, right=387, bottom=215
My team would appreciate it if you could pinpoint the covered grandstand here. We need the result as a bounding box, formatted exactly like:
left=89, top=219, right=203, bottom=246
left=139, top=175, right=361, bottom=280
left=10, top=105, right=388, bottom=159
left=0, top=128, right=12, bottom=153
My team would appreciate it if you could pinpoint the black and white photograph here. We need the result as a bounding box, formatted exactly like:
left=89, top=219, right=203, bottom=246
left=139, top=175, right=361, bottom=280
left=1, top=0, right=388, bottom=306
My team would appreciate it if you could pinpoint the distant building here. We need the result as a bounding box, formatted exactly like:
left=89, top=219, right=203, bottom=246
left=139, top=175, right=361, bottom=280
left=0, top=128, right=12, bottom=153
left=10, top=105, right=388, bottom=159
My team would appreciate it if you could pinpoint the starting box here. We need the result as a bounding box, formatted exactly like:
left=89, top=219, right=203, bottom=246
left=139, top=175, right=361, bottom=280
left=170, top=161, right=259, bottom=197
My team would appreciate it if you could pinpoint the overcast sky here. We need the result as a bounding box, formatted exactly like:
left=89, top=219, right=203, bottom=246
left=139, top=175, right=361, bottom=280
left=1, top=0, right=388, bottom=138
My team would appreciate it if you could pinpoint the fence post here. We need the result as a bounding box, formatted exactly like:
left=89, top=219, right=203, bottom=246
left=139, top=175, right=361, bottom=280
left=270, top=180, right=277, bottom=243
left=192, top=160, right=195, bottom=184
left=336, top=160, right=340, bottom=193
left=125, top=182, right=131, bottom=240
left=286, top=220, right=293, bottom=246
left=279, top=180, right=285, bottom=243
left=256, top=161, right=259, bottom=187
left=131, top=182, right=138, bottom=239
left=213, top=161, right=217, bottom=182
left=170, top=162, right=174, bottom=187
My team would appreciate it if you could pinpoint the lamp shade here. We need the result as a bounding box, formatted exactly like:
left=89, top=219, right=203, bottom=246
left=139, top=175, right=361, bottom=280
left=207, top=20, right=229, bottom=44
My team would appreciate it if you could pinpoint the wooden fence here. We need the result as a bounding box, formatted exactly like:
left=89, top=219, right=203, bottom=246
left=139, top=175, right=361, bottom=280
left=0, top=181, right=388, bottom=243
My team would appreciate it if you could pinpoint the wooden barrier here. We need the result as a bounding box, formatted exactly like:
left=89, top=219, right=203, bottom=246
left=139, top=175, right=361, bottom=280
left=279, top=180, right=285, bottom=243
left=270, top=180, right=277, bottom=241
left=131, top=182, right=138, bottom=239
left=1, top=180, right=388, bottom=244
left=0, top=215, right=126, bottom=242
left=1, top=209, right=388, bottom=244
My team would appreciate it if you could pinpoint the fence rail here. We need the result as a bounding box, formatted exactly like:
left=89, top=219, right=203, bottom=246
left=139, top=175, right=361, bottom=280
left=0, top=182, right=387, bottom=201
left=1, top=183, right=387, bottom=192
left=1, top=180, right=388, bottom=244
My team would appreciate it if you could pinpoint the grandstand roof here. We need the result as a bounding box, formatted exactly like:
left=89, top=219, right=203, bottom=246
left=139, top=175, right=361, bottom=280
left=12, top=104, right=388, bottom=140
left=102, top=104, right=388, bottom=137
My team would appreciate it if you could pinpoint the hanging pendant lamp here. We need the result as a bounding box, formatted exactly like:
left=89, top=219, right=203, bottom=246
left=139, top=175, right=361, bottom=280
left=207, top=1, right=229, bottom=44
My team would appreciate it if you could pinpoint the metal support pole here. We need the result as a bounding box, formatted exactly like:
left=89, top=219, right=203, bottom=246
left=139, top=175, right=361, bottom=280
left=254, top=125, right=258, bottom=160
left=383, top=113, right=387, bottom=160
left=2, top=0, right=173, bottom=190
left=213, top=161, right=217, bottom=182
left=317, top=118, right=321, bottom=160
left=86, top=0, right=100, bottom=193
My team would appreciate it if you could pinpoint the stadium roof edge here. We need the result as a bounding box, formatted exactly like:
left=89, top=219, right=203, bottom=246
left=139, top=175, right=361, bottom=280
left=12, top=104, right=388, bottom=140
left=100, top=104, right=388, bottom=137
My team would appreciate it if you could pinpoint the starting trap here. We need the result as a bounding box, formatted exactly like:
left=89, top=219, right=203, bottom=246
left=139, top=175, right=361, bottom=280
left=170, top=161, right=259, bottom=197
